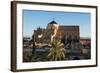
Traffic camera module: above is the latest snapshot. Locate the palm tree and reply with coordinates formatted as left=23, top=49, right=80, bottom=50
left=47, top=39, right=65, bottom=61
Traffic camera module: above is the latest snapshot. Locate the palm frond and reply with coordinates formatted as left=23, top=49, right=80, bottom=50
left=47, top=39, right=65, bottom=61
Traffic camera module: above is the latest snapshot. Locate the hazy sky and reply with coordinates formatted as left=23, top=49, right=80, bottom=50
left=23, top=10, right=91, bottom=38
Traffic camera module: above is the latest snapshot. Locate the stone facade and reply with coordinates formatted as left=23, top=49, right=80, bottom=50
left=34, top=28, right=54, bottom=45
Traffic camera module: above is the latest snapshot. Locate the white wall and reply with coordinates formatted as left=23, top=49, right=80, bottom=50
left=0, top=0, right=99, bottom=73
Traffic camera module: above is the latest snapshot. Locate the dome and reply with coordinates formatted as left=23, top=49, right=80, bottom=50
left=47, top=20, right=59, bottom=29
left=48, top=20, right=58, bottom=25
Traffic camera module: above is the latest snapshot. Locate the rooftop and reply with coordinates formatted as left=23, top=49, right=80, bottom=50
left=48, top=20, right=58, bottom=25
left=58, top=26, right=79, bottom=31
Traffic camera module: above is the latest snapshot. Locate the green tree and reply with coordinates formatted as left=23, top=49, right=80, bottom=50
left=47, top=39, right=65, bottom=61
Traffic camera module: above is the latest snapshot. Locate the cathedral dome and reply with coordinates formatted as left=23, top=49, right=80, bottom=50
left=48, top=20, right=58, bottom=25
left=47, top=20, right=59, bottom=30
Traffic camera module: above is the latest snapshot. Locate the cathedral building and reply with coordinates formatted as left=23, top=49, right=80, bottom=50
left=33, top=20, right=82, bottom=60
left=32, top=20, right=91, bottom=60
left=34, top=20, right=80, bottom=48
left=47, top=20, right=80, bottom=45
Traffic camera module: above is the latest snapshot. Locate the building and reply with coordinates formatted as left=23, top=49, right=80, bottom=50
left=34, top=27, right=54, bottom=47
left=34, top=20, right=80, bottom=47
left=80, top=38, right=91, bottom=59
left=80, top=38, right=91, bottom=47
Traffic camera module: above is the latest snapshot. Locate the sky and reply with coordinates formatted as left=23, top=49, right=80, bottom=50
left=23, top=10, right=91, bottom=38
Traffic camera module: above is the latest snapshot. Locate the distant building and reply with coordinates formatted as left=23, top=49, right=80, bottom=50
left=23, top=37, right=31, bottom=48
left=80, top=38, right=91, bottom=59
left=80, top=38, right=91, bottom=47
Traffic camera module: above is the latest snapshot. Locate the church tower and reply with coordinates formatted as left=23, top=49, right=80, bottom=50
left=47, top=20, right=59, bottom=29
left=47, top=20, right=59, bottom=41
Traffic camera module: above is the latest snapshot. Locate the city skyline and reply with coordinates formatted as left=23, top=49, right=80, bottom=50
left=23, top=10, right=91, bottom=38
